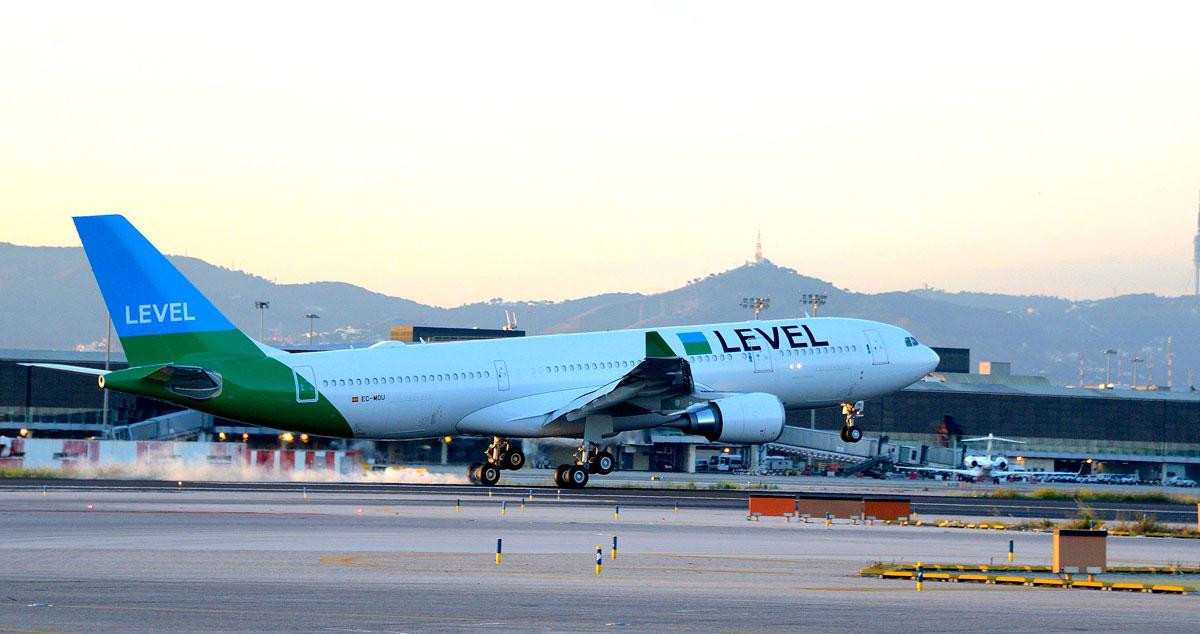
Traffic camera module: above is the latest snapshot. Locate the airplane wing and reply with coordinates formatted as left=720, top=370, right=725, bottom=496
left=546, top=355, right=695, bottom=423
left=896, top=465, right=978, bottom=477
left=457, top=331, right=714, bottom=436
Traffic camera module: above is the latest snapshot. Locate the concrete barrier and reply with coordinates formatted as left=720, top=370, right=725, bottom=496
left=0, top=438, right=362, bottom=475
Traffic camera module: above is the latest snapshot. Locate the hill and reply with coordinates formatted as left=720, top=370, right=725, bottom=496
left=2, top=242, right=1195, bottom=387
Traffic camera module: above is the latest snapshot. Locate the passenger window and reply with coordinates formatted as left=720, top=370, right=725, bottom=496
left=484, top=371, right=490, bottom=378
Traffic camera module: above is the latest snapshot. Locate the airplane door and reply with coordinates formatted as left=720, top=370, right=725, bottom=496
left=752, top=348, right=773, bottom=373
left=494, top=360, right=510, bottom=391
left=293, top=366, right=319, bottom=403
left=863, top=330, right=889, bottom=365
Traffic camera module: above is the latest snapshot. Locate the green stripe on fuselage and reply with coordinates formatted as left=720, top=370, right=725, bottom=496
left=112, top=331, right=353, bottom=438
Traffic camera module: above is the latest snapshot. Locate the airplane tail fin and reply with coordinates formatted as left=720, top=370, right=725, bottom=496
left=73, top=215, right=265, bottom=367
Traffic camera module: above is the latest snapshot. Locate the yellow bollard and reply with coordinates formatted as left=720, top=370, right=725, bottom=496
left=1008, top=539, right=1014, bottom=563
left=303, top=486, right=309, bottom=500
left=612, top=535, right=618, bottom=560
left=596, top=546, right=603, bottom=575
left=455, top=498, right=461, bottom=512
left=614, top=505, right=620, bottom=521
left=501, top=501, right=507, bottom=517
left=496, top=538, right=502, bottom=565
left=674, top=499, right=679, bottom=513
left=916, top=561, right=924, bottom=592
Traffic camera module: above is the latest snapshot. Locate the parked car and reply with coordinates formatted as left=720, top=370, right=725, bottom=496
left=1165, top=476, right=1197, bottom=488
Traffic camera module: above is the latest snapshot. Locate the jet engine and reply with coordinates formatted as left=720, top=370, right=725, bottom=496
left=994, top=459, right=1008, bottom=471
left=680, top=393, right=785, bottom=444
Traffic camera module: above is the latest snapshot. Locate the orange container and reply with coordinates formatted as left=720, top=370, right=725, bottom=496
left=748, top=495, right=796, bottom=516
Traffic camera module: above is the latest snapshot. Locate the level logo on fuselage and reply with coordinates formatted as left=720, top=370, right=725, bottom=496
left=699, top=324, right=831, bottom=354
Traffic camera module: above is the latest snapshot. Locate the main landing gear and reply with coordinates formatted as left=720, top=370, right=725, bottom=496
left=839, top=401, right=864, bottom=443
left=467, top=436, right=525, bottom=487
left=553, top=443, right=615, bottom=489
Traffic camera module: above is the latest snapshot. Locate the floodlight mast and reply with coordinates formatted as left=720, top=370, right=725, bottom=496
left=254, top=301, right=270, bottom=342
left=305, top=313, right=320, bottom=345
left=800, top=292, right=827, bottom=316
left=740, top=297, right=770, bottom=320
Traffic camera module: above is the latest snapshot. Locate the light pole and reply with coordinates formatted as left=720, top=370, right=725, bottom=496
left=305, top=313, right=320, bottom=345
left=800, top=293, right=827, bottom=316
left=254, top=301, right=270, bottom=342
left=102, top=316, right=111, bottom=432
left=1131, top=356, right=1144, bottom=389
left=1102, top=349, right=1116, bottom=387
left=740, top=297, right=770, bottom=320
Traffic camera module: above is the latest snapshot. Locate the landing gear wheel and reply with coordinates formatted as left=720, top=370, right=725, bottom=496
left=468, top=462, right=483, bottom=484
left=553, top=465, right=569, bottom=488
left=842, top=426, right=862, bottom=443
left=500, top=448, right=525, bottom=471
left=589, top=451, right=615, bottom=475
left=566, top=465, right=589, bottom=488
left=478, top=462, right=501, bottom=486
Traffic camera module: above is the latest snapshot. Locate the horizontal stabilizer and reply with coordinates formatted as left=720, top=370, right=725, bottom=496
left=18, top=363, right=107, bottom=377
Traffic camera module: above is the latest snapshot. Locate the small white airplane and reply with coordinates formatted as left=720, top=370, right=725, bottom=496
left=27, top=215, right=940, bottom=488
left=898, top=433, right=1028, bottom=480
left=899, top=433, right=1083, bottom=482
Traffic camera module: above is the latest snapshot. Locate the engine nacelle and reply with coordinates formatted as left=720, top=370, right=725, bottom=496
left=681, top=393, right=785, bottom=444
left=995, top=459, right=1008, bottom=471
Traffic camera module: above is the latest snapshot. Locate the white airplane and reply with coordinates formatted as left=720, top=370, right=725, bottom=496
left=899, top=433, right=1031, bottom=480
left=28, top=215, right=940, bottom=488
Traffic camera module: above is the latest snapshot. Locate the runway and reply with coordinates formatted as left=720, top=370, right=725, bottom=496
left=2, top=475, right=1196, bottom=523
left=1, top=487, right=1199, bottom=632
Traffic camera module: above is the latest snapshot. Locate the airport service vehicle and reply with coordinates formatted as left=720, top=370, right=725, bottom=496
left=30, top=215, right=938, bottom=488
left=1165, top=476, right=1196, bottom=488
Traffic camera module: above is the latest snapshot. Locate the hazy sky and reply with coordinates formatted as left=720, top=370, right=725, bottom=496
left=2, top=1, right=1199, bottom=306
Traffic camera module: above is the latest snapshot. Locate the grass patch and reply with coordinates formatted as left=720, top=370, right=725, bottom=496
left=0, top=466, right=63, bottom=479
left=710, top=480, right=740, bottom=490
left=985, top=487, right=1198, bottom=505
left=1062, top=500, right=1102, bottom=530
left=1014, top=518, right=1056, bottom=530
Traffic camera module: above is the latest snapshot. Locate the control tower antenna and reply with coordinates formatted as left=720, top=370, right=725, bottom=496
left=754, top=228, right=763, bottom=264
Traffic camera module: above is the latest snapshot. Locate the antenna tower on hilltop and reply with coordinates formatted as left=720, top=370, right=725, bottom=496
left=1194, top=185, right=1200, bottom=295
left=754, top=229, right=763, bottom=264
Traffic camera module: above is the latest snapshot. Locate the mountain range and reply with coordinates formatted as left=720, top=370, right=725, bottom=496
left=3, top=241, right=1196, bottom=388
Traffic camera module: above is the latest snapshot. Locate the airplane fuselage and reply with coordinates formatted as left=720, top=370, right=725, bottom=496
left=278, top=317, right=936, bottom=440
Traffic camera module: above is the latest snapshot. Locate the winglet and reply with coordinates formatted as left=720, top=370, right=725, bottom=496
left=645, top=331, right=677, bottom=358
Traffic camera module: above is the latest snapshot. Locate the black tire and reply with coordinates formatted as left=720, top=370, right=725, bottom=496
left=566, top=465, right=589, bottom=488
left=502, top=448, right=525, bottom=471
left=553, top=465, right=569, bottom=487
left=478, top=463, right=501, bottom=486
left=847, top=426, right=863, bottom=443
left=467, top=462, right=482, bottom=484
left=590, top=451, right=615, bottom=475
